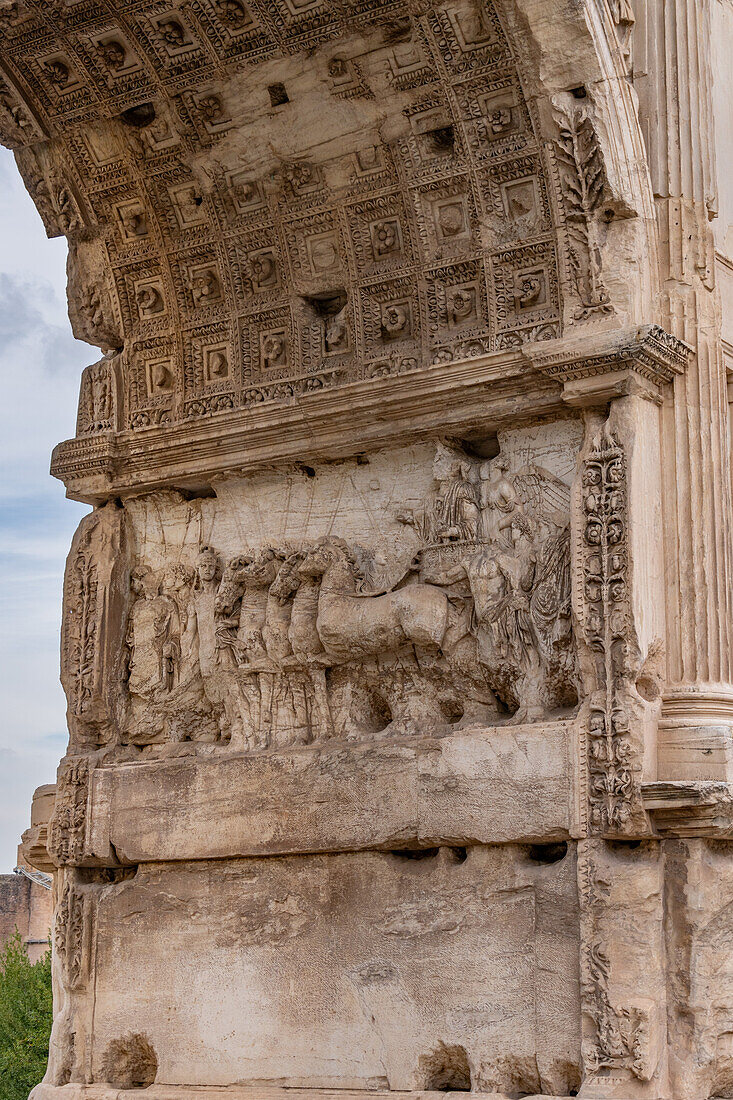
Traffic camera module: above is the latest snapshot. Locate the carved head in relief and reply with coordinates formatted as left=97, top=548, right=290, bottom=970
left=432, top=440, right=466, bottom=485
left=196, top=545, right=221, bottom=588
left=298, top=537, right=354, bottom=579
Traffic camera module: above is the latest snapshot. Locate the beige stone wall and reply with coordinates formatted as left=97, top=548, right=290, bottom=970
left=0, top=856, right=52, bottom=965
left=0, top=873, right=30, bottom=950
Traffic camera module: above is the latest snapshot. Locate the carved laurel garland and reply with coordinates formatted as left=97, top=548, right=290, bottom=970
left=581, top=423, right=634, bottom=832
left=553, top=98, right=614, bottom=320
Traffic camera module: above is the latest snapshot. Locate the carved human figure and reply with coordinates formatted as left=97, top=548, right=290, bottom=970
left=419, top=539, right=543, bottom=719
left=479, top=456, right=530, bottom=544
left=56, top=187, right=81, bottom=233
left=397, top=443, right=480, bottom=543
left=190, top=545, right=221, bottom=678
left=431, top=444, right=480, bottom=542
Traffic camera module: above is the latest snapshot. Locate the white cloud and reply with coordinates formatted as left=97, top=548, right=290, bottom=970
left=0, top=147, right=92, bottom=870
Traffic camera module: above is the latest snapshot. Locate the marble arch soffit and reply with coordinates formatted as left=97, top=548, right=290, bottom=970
left=0, top=0, right=689, bottom=497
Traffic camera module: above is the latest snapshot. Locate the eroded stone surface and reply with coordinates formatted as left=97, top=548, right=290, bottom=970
left=52, top=847, right=582, bottom=1092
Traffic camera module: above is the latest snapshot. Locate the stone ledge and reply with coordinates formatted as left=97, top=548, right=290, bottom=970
left=31, top=1089, right=578, bottom=1100
left=79, top=723, right=580, bottom=867
left=525, top=322, right=693, bottom=406
left=642, top=780, right=733, bottom=836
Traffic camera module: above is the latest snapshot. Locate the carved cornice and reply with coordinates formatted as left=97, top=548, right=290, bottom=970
left=52, top=350, right=562, bottom=500
left=51, top=325, right=692, bottom=500
left=526, top=324, right=693, bottom=405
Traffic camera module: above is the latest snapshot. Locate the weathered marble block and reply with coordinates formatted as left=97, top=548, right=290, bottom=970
left=81, top=723, right=580, bottom=864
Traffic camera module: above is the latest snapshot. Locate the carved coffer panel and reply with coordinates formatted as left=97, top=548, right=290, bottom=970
left=85, top=847, right=581, bottom=1092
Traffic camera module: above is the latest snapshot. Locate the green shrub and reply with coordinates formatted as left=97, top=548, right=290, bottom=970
left=0, top=933, right=52, bottom=1100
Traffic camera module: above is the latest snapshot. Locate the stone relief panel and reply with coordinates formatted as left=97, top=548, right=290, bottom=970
left=0, top=0, right=588, bottom=436
left=60, top=424, right=584, bottom=757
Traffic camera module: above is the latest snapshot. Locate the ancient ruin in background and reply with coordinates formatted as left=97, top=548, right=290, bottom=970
left=3, top=0, right=733, bottom=1096
left=0, top=787, right=54, bottom=964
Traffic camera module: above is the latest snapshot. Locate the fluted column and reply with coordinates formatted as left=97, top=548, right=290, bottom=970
left=634, top=0, right=733, bottom=778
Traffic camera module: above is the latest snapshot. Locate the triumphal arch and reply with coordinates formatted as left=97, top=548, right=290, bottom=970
left=4, top=0, right=733, bottom=1095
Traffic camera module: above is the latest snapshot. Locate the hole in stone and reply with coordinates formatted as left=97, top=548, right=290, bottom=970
left=369, top=691, right=392, bottom=730
left=440, top=695, right=464, bottom=724
left=77, top=866, right=137, bottom=885
left=101, top=1033, right=157, bottom=1089
left=458, top=432, right=500, bottom=461
left=300, top=465, right=316, bottom=479
left=606, top=839, right=641, bottom=852
left=527, top=842, right=568, bottom=864
left=302, top=288, right=347, bottom=317
left=120, top=102, right=156, bottom=128
left=419, top=1042, right=472, bottom=1091
left=178, top=485, right=217, bottom=500
left=447, top=846, right=468, bottom=863
left=268, top=82, right=289, bottom=106
left=391, top=848, right=440, bottom=861
left=355, top=454, right=370, bottom=465
left=636, top=674, right=659, bottom=701
left=570, top=85, right=587, bottom=99
left=427, top=125, right=454, bottom=153
left=194, top=195, right=204, bottom=206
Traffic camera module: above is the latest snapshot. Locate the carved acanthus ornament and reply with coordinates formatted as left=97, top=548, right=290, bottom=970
left=47, top=758, right=90, bottom=867
left=578, top=844, right=660, bottom=1084
left=55, top=875, right=88, bottom=990
left=581, top=423, right=640, bottom=833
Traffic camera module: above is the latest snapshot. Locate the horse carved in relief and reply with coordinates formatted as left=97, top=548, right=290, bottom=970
left=297, top=538, right=450, bottom=662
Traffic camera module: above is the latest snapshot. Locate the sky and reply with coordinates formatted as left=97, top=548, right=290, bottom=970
left=0, top=147, right=92, bottom=871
